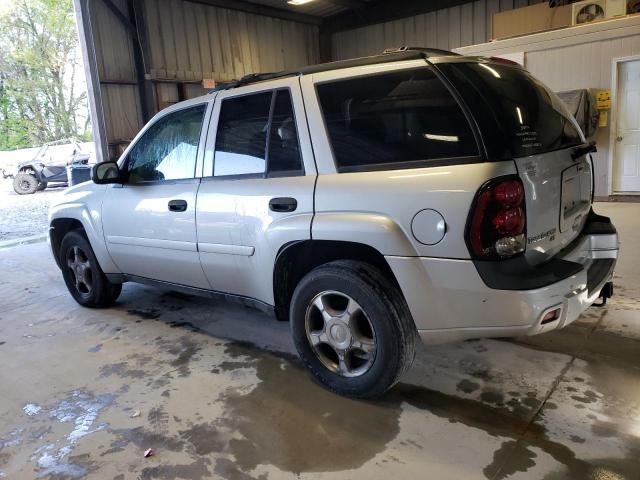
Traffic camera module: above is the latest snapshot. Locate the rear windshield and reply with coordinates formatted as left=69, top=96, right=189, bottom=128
left=436, top=62, right=583, bottom=159
left=316, top=67, right=479, bottom=172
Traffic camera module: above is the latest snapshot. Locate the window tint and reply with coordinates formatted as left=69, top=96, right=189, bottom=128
left=213, top=90, right=304, bottom=177
left=214, top=92, right=272, bottom=176
left=437, top=62, right=583, bottom=159
left=317, top=68, right=478, bottom=171
left=268, top=90, right=303, bottom=174
left=126, top=105, right=205, bottom=183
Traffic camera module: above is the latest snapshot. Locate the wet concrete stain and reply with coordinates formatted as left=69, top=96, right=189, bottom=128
left=457, top=379, right=480, bottom=394
left=570, top=390, right=599, bottom=404
left=209, top=341, right=640, bottom=480
left=480, top=390, right=505, bottom=406
left=106, top=427, right=185, bottom=453
left=99, top=362, right=146, bottom=379
left=147, top=407, right=169, bottom=431
left=150, top=335, right=201, bottom=377
left=168, top=320, right=203, bottom=333
left=127, top=308, right=161, bottom=320
left=138, top=457, right=211, bottom=480
left=87, top=344, right=102, bottom=353
left=179, top=422, right=226, bottom=455
left=219, top=343, right=402, bottom=474
left=218, top=361, right=251, bottom=371
left=214, top=458, right=268, bottom=480
left=484, top=439, right=538, bottom=479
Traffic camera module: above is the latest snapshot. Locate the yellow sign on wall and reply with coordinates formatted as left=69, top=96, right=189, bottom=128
left=596, top=90, right=611, bottom=110
left=599, top=110, right=608, bottom=127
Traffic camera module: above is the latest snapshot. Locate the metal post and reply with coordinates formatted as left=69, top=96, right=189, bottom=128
left=74, top=0, right=109, bottom=163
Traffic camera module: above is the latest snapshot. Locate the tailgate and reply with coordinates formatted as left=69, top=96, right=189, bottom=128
left=515, top=147, right=593, bottom=265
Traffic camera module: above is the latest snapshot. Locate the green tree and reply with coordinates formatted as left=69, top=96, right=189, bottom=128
left=0, top=0, right=90, bottom=150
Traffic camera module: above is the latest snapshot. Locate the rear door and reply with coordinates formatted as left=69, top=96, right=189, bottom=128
left=436, top=60, right=592, bottom=264
left=195, top=78, right=316, bottom=305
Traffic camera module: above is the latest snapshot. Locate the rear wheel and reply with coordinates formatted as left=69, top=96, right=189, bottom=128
left=13, top=173, right=38, bottom=195
left=290, top=260, right=416, bottom=399
left=59, top=231, right=121, bottom=307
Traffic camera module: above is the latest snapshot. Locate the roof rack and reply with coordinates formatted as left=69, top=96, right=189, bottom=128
left=208, top=46, right=458, bottom=93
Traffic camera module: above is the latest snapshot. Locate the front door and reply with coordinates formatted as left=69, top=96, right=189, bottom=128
left=614, top=59, right=640, bottom=193
left=102, top=102, right=211, bottom=288
left=196, top=79, right=316, bottom=305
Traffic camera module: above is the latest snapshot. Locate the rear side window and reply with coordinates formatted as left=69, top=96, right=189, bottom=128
left=214, top=92, right=272, bottom=176
left=316, top=68, right=478, bottom=172
left=213, top=89, right=303, bottom=177
left=126, top=105, right=205, bottom=183
left=437, top=62, right=583, bottom=159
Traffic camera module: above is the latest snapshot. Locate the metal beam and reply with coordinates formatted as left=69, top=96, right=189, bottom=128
left=74, top=0, right=109, bottom=163
left=98, top=0, right=152, bottom=122
left=186, top=0, right=323, bottom=25
left=101, top=0, right=136, bottom=34
left=322, top=0, right=472, bottom=33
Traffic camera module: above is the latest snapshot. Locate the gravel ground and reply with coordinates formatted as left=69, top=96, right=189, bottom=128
left=0, top=178, right=64, bottom=241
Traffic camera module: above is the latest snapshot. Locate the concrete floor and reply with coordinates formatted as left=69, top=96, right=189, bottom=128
left=0, top=203, right=638, bottom=480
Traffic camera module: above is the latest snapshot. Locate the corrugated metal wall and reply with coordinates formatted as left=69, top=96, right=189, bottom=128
left=331, top=0, right=543, bottom=60
left=90, top=0, right=144, bottom=151
left=86, top=0, right=319, bottom=158
left=456, top=16, right=640, bottom=196
left=142, top=0, right=319, bottom=82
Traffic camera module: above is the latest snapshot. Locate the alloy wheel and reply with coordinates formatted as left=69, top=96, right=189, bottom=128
left=66, top=246, right=93, bottom=295
left=304, top=290, right=377, bottom=378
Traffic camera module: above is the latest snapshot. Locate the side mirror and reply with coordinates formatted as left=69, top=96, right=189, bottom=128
left=91, top=161, right=121, bottom=184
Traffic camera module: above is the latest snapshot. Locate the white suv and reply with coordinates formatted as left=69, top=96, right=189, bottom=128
left=49, top=48, right=618, bottom=398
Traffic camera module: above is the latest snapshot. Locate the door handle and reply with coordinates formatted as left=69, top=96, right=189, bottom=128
left=168, top=199, right=188, bottom=212
left=269, top=197, right=297, bottom=213
left=616, top=136, right=624, bottom=142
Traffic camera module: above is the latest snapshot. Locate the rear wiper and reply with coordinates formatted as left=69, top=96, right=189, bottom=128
left=571, top=142, right=597, bottom=160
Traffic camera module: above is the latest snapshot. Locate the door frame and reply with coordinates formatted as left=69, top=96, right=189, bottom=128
left=609, top=54, right=640, bottom=195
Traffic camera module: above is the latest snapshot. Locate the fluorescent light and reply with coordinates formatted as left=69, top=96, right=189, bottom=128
left=479, top=63, right=501, bottom=79
left=424, top=133, right=459, bottom=142
left=288, top=0, right=315, bottom=4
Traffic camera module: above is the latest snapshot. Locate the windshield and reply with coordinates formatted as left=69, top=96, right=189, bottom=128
left=436, top=61, right=583, bottom=159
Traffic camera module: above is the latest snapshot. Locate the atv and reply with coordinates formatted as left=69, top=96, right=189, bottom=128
left=12, top=139, right=91, bottom=195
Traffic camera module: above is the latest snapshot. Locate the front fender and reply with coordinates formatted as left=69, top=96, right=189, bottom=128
left=311, top=212, right=418, bottom=256
left=49, top=186, right=119, bottom=273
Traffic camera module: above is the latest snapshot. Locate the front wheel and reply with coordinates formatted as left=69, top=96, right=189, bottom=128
left=13, top=173, right=38, bottom=195
left=290, top=260, right=416, bottom=399
left=36, top=181, right=48, bottom=191
left=59, top=231, right=122, bottom=307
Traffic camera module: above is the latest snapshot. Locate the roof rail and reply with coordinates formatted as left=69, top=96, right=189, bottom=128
left=208, top=46, right=458, bottom=94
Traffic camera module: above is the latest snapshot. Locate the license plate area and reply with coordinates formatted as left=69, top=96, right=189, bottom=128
left=560, top=160, right=591, bottom=233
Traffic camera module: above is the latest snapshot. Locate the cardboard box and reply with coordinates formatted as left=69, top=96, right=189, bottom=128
left=492, top=3, right=573, bottom=40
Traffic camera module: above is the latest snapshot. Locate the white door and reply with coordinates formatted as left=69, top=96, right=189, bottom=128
left=196, top=78, right=316, bottom=305
left=614, top=59, right=640, bottom=193
left=102, top=102, right=211, bottom=288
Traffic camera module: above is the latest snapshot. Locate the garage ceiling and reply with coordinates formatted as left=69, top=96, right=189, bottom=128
left=218, top=0, right=475, bottom=31
left=244, top=0, right=364, bottom=18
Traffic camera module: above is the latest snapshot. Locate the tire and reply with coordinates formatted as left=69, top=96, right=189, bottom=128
left=36, top=181, right=48, bottom=191
left=59, top=230, right=122, bottom=308
left=13, top=173, right=38, bottom=195
left=290, top=260, right=416, bottom=399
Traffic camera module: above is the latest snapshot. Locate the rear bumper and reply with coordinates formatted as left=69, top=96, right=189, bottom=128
left=387, top=228, right=618, bottom=345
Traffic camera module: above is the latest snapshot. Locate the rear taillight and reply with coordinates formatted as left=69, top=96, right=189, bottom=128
left=466, top=177, right=526, bottom=259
